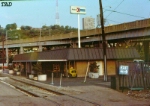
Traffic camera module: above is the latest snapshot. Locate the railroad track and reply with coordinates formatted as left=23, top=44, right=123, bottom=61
left=0, top=75, right=101, bottom=106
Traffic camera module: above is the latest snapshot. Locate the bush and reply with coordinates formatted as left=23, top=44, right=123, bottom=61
left=89, top=62, right=99, bottom=73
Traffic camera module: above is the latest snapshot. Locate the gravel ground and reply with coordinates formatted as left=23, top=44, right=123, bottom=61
left=123, top=89, right=150, bottom=100
left=1, top=73, right=150, bottom=106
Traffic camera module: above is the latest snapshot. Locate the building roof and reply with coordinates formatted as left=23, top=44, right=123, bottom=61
left=13, top=48, right=140, bottom=62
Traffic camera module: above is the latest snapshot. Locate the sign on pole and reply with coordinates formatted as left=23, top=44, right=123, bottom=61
left=119, top=65, right=129, bottom=75
left=70, top=6, right=86, bottom=14
left=70, top=6, right=86, bottom=48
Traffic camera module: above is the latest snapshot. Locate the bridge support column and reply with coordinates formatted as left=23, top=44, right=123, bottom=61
left=143, top=41, right=149, bottom=62
left=73, top=42, right=78, bottom=48
left=19, top=46, right=24, bottom=54
left=39, top=45, right=42, bottom=52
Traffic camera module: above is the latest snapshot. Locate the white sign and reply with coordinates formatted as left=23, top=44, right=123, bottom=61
left=119, top=65, right=129, bottom=75
left=70, top=6, right=86, bottom=14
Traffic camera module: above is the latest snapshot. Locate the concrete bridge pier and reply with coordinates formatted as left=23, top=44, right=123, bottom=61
left=39, top=45, right=42, bottom=52
left=19, top=46, right=24, bottom=54
left=143, top=41, right=149, bottom=62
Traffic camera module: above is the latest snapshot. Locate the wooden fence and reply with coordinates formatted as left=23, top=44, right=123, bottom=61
left=114, top=61, right=150, bottom=90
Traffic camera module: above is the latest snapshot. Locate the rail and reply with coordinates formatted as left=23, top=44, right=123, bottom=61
left=0, top=74, right=102, bottom=105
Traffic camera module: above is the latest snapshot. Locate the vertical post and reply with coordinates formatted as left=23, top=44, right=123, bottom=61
left=51, top=72, right=54, bottom=85
left=99, top=0, right=107, bottom=81
left=20, top=46, right=23, bottom=54
left=122, top=75, right=125, bottom=92
left=141, top=62, right=146, bottom=89
left=84, top=62, right=90, bottom=82
left=2, top=35, right=4, bottom=72
left=78, top=14, right=81, bottom=48
left=39, top=28, right=42, bottom=52
left=6, top=31, right=9, bottom=67
left=26, top=62, right=27, bottom=77
left=115, top=61, right=120, bottom=90
left=66, top=61, right=68, bottom=77
left=143, top=41, right=149, bottom=62
left=59, top=73, right=62, bottom=87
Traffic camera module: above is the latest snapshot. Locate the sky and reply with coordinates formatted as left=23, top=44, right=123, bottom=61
left=0, top=0, right=150, bottom=29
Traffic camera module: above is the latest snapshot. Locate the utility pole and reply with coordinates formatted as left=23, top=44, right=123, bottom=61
left=99, top=0, right=107, bottom=81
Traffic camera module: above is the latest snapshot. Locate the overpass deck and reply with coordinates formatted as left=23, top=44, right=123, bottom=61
left=0, top=18, right=150, bottom=48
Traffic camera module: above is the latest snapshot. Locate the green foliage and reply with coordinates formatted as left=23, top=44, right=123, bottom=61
left=4, top=23, right=77, bottom=39
left=6, top=23, right=17, bottom=30
left=0, top=28, right=5, bottom=36
left=32, top=62, right=42, bottom=74
left=21, top=26, right=32, bottom=30
left=89, top=62, right=99, bottom=73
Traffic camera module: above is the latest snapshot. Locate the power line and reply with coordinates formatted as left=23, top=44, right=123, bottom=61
left=105, top=9, right=146, bottom=19
left=104, top=0, right=124, bottom=25
left=106, top=19, right=121, bottom=24
left=105, top=0, right=124, bottom=18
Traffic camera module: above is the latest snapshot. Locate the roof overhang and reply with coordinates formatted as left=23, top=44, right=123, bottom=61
left=37, top=59, right=67, bottom=62
left=13, top=59, right=67, bottom=62
left=13, top=48, right=140, bottom=62
left=13, top=60, right=37, bottom=62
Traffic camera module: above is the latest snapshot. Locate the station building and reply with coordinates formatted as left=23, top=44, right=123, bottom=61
left=13, top=48, right=140, bottom=78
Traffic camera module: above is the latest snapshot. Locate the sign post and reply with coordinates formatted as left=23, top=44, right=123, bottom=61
left=119, top=65, right=129, bottom=92
left=70, top=6, right=86, bottom=48
left=119, top=65, right=129, bottom=75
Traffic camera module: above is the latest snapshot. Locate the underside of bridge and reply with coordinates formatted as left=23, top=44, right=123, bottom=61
left=1, top=39, right=150, bottom=64
left=107, top=39, right=150, bottom=62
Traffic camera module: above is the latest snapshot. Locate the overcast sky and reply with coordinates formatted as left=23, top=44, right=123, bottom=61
left=0, top=0, right=150, bottom=29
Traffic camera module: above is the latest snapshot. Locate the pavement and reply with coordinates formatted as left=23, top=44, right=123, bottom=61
left=41, top=76, right=111, bottom=88
left=1, top=70, right=112, bottom=88
left=0, top=73, right=150, bottom=106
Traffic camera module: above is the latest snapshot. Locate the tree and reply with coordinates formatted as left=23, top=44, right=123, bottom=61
left=42, top=25, right=48, bottom=30
left=21, top=26, right=32, bottom=30
left=32, top=62, right=43, bottom=74
left=26, top=26, right=32, bottom=30
left=6, top=24, right=11, bottom=30
left=6, top=23, right=17, bottom=30
left=11, top=23, right=17, bottom=29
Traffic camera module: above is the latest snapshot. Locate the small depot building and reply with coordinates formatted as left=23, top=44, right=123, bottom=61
left=13, top=48, right=140, bottom=77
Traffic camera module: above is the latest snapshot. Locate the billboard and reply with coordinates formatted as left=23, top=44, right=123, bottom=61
left=70, top=6, right=86, bottom=14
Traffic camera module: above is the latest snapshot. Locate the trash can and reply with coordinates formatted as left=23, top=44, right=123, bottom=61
left=111, top=76, right=116, bottom=89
